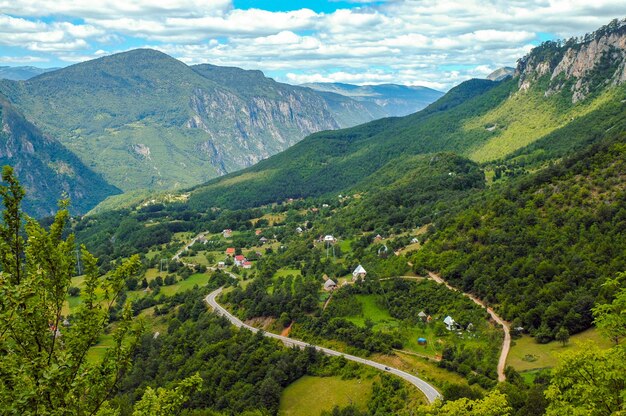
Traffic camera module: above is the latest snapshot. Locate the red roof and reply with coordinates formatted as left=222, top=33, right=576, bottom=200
left=226, top=248, right=235, bottom=254
left=243, top=261, right=252, bottom=266
left=235, top=255, right=246, bottom=261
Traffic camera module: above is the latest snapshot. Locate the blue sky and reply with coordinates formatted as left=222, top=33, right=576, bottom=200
left=1, top=1, right=625, bottom=90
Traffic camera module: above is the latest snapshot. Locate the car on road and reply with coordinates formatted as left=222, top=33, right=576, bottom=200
left=384, top=367, right=390, bottom=370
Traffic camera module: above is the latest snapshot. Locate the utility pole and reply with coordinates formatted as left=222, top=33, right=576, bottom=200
left=75, top=249, right=82, bottom=275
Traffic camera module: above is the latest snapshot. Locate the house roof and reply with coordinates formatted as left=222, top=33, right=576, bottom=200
left=324, top=279, right=337, bottom=288
left=324, top=235, right=335, bottom=241
left=235, top=255, right=245, bottom=261
left=443, top=316, right=455, bottom=326
left=352, top=265, right=367, bottom=276
left=226, top=248, right=235, bottom=253
left=418, top=311, right=427, bottom=317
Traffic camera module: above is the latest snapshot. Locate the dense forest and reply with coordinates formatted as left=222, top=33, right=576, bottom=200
left=414, top=136, right=626, bottom=340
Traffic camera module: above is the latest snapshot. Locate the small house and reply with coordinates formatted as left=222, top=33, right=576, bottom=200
left=324, top=279, right=337, bottom=291
left=259, top=237, right=268, bottom=244
left=217, top=261, right=226, bottom=268
left=418, top=311, right=427, bottom=321
left=296, top=227, right=303, bottom=233
left=222, top=229, right=232, bottom=238
left=443, top=315, right=456, bottom=331
left=242, top=261, right=253, bottom=269
left=374, top=234, right=383, bottom=242
left=411, top=238, right=419, bottom=244
left=234, top=255, right=246, bottom=266
left=225, top=247, right=235, bottom=256
left=352, top=264, right=367, bottom=280
left=255, top=229, right=262, bottom=236
left=324, top=235, right=336, bottom=243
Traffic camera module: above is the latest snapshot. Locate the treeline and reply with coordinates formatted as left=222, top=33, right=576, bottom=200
left=414, top=137, right=626, bottom=341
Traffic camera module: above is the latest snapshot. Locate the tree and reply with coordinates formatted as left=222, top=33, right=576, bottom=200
left=555, top=327, right=570, bottom=346
left=0, top=166, right=144, bottom=415
left=545, top=342, right=625, bottom=415
left=131, top=374, right=202, bottom=416
left=593, top=282, right=626, bottom=345
left=418, top=390, right=511, bottom=416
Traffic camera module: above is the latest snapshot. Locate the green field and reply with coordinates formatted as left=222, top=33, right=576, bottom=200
left=507, top=328, right=613, bottom=372
left=158, top=272, right=212, bottom=296
left=273, top=268, right=302, bottom=278
left=279, top=375, right=373, bottom=416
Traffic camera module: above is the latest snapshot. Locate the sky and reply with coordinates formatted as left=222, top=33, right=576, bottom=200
left=1, top=1, right=625, bottom=91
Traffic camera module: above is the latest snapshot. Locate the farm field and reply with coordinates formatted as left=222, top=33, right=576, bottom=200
left=278, top=375, right=373, bottom=416
left=507, top=328, right=613, bottom=372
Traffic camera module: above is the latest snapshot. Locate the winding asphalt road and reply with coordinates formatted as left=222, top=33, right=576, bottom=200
left=205, top=287, right=442, bottom=404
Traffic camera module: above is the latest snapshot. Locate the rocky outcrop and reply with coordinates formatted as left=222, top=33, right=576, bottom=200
left=516, top=19, right=626, bottom=102
left=187, top=86, right=340, bottom=170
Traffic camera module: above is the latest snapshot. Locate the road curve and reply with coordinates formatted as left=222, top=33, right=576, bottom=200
left=205, top=287, right=442, bottom=404
left=427, top=272, right=510, bottom=382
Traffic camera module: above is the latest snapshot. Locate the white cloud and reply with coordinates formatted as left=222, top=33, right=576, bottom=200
left=1, top=1, right=625, bottom=89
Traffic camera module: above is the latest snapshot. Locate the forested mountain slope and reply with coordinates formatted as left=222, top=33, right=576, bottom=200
left=413, top=134, right=626, bottom=341
left=0, top=49, right=383, bottom=193
left=0, top=95, right=119, bottom=216
left=186, top=19, right=626, bottom=211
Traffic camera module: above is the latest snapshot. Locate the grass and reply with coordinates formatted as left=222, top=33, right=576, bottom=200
left=345, top=295, right=393, bottom=327
left=273, top=268, right=302, bottom=278
left=467, top=87, right=616, bottom=162
left=159, top=272, right=212, bottom=296
left=507, top=328, right=613, bottom=372
left=278, top=375, right=373, bottom=416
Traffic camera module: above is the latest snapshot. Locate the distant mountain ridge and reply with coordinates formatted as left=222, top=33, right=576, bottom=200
left=0, top=66, right=59, bottom=81
left=0, top=49, right=399, bottom=197
left=301, top=82, right=444, bottom=117
left=486, top=67, right=515, bottom=81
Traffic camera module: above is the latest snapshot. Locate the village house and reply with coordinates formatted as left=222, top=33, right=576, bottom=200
left=255, top=229, right=262, bottom=236
left=222, top=229, right=232, bottom=238
left=234, top=255, right=246, bottom=266
left=418, top=311, right=428, bottom=322
left=225, top=247, right=235, bottom=256
left=295, top=226, right=303, bottom=233
left=217, top=261, right=226, bottom=268
left=443, top=315, right=457, bottom=331
left=259, top=237, right=268, bottom=244
left=323, top=235, right=336, bottom=243
left=352, top=264, right=367, bottom=280
left=324, top=279, right=337, bottom=291
left=242, top=261, right=253, bottom=269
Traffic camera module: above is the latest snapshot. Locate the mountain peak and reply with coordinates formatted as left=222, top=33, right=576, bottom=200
left=486, top=67, right=514, bottom=81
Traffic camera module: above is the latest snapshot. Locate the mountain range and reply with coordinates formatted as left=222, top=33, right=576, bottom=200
left=0, top=50, right=441, bottom=215
left=301, top=82, right=444, bottom=117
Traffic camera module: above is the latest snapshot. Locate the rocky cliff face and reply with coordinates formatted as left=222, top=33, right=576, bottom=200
left=187, top=86, right=339, bottom=170
left=516, top=19, right=626, bottom=102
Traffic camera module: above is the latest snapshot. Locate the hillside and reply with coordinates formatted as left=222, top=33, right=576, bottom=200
left=0, top=95, right=119, bottom=217
left=0, top=49, right=385, bottom=194
left=185, top=20, right=626, bottom=211
left=302, top=82, right=444, bottom=117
